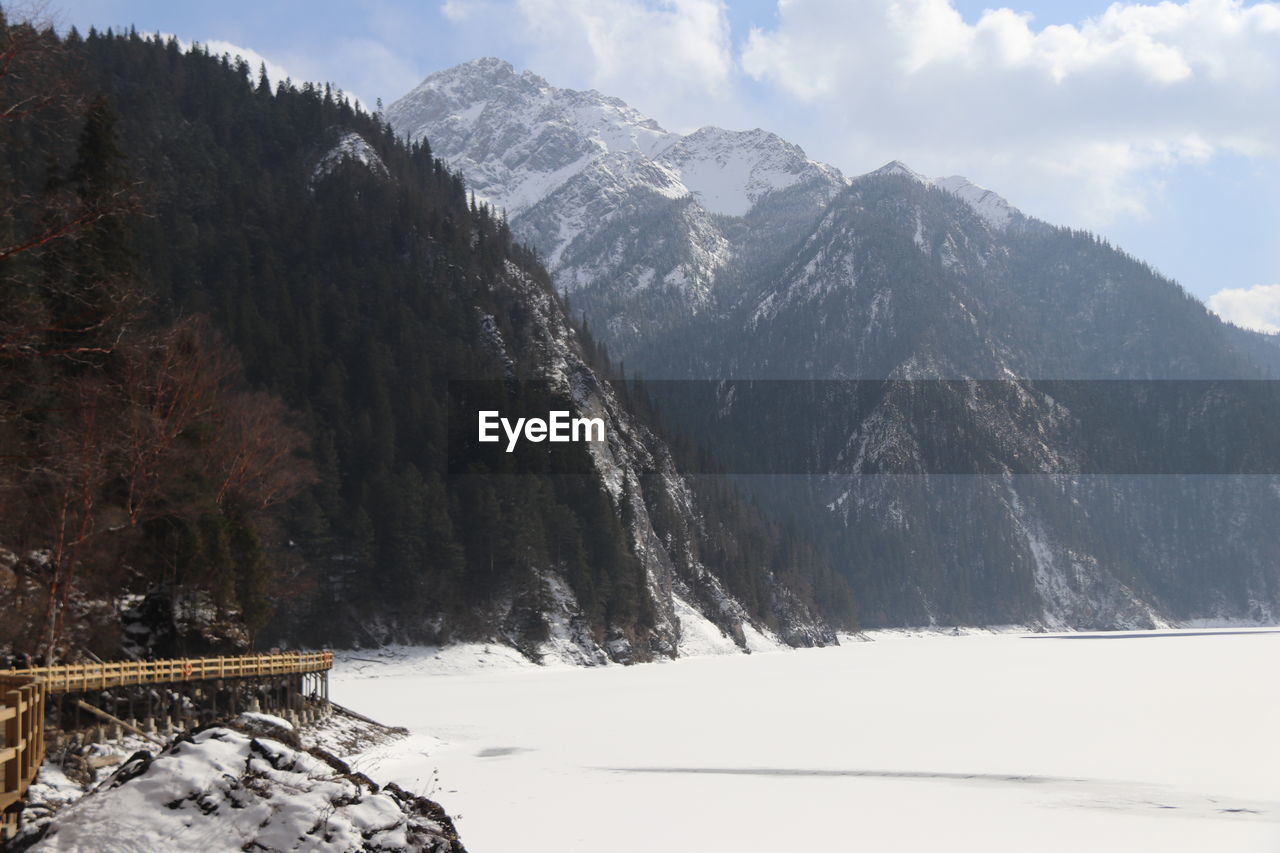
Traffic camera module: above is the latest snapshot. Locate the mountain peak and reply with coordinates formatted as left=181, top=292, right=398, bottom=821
left=935, top=175, right=1018, bottom=230
left=453, top=56, right=514, bottom=74
left=424, top=56, right=540, bottom=86
left=387, top=57, right=675, bottom=215
left=863, top=160, right=932, bottom=184
left=403, top=56, right=550, bottom=105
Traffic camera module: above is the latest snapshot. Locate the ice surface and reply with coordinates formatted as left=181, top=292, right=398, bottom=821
left=334, top=629, right=1280, bottom=852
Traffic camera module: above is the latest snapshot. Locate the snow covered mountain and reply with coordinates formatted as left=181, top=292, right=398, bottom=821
left=389, top=60, right=1022, bottom=357
left=388, top=58, right=1280, bottom=631
left=644, top=168, right=1280, bottom=629
left=388, top=58, right=844, bottom=222
left=388, top=59, right=848, bottom=351
left=387, top=58, right=673, bottom=219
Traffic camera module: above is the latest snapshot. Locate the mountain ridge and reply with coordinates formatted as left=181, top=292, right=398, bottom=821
left=387, top=58, right=1280, bottom=630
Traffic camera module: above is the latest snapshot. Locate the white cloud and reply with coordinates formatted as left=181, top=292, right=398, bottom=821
left=172, top=37, right=369, bottom=111
left=1208, top=283, right=1280, bottom=333
left=306, top=37, right=423, bottom=106
left=740, top=0, right=1280, bottom=225
left=440, top=0, right=476, bottom=21
left=191, top=39, right=294, bottom=90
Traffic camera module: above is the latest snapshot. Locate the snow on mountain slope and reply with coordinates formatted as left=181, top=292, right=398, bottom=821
left=387, top=60, right=1025, bottom=361
left=389, top=60, right=844, bottom=260
left=469, top=259, right=838, bottom=661
left=863, top=159, right=933, bottom=184
left=312, top=131, right=388, bottom=185
left=641, top=161, right=1280, bottom=628
left=936, top=175, right=1018, bottom=230
left=854, top=162, right=1020, bottom=231
left=387, top=58, right=676, bottom=218
left=387, top=59, right=855, bottom=357
left=388, top=59, right=846, bottom=224
left=654, top=126, right=845, bottom=217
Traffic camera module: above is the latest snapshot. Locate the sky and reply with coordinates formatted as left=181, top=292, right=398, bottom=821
left=47, top=0, right=1280, bottom=332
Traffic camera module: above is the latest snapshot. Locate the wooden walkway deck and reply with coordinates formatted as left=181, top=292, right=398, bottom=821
left=0, top=651, right=333, bottom=839
left=0, top=676, right=45, bottom=836
left=5, top=650, right=333, bottom=695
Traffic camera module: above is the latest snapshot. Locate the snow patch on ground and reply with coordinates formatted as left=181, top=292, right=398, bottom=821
left=335, top=643, right=552, bottom=680
left=25, top=723, right=463, bottom=852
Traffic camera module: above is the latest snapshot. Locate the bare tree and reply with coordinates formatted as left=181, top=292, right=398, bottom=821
left=38, top=374, right=115, bottom=659
left=209, top=389, right=316, bottom=512
left=116, top=318, right=236, bottom=526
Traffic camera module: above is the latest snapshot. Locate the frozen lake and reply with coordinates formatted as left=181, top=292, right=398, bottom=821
left=333, top=630, right=1280, bottom=852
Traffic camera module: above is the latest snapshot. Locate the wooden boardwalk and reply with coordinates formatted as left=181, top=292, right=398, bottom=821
left=6, top=650, right=332, bottom=695
left=0, top=676, right=45, bottom=840
left=1, top=651, right=333, bottom=840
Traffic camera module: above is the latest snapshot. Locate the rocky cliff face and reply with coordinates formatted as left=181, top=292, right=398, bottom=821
left=463, top=258, right=840, bottom=661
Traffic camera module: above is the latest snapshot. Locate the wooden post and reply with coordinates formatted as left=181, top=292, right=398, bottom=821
left=73, top=701, right=163, bottom=746
left=3, top=688, right=20, bottom=795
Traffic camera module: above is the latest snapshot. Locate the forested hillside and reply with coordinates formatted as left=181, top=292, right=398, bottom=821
left=0, top=17, right=314, bottom=658
left=0, top=17, right=854, bottom=663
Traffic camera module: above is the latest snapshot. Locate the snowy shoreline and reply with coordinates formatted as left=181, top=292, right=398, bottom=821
left=332, top=616, right=1280, bottom=680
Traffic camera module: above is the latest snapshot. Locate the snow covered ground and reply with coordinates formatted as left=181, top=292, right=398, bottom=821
left=334, top=629, right=1280, bottom=852
left=22, top=712, right=462, bottom=852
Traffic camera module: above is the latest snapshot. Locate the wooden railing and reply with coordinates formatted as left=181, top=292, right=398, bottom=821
left=5, top=650, right=333, bottom=696
left=0, top=650, right=332, bottom=838
left=1, top=676, right=45, bottom=839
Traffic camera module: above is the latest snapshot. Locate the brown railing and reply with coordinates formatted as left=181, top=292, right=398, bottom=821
left=0, top=651, right=332, bottom=839
left=1, top=675, right=45, bottom=839
left=6, top=650, right=333, bottom=695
